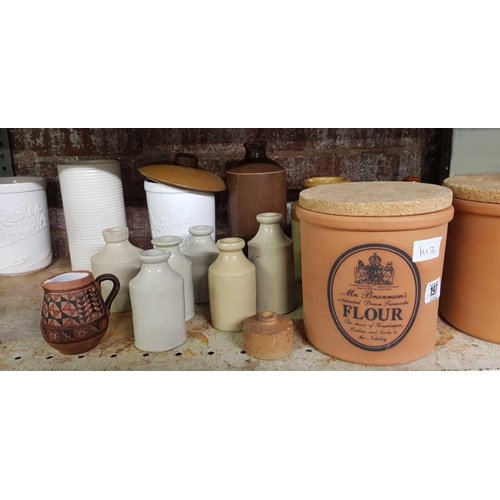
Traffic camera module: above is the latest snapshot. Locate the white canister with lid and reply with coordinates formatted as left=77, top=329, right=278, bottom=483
left=144, top=180, right=216, bottom=251
left=0, top=177, right=52, bottom=275
left=140, top=154, right=226, bottom=251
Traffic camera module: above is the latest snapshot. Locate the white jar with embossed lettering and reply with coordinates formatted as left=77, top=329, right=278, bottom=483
left=144, top=180, right=216, bottom=252
left=0, top=177, right=52, bottom=276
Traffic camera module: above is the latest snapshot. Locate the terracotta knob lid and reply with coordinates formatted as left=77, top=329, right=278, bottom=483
left=299, top=181, right=453, bottom=217
left=443, top=173, right=500, bottom=203
left=243, top=311, right=294, bottom=360
left=103, top=226, right=129, bottom=243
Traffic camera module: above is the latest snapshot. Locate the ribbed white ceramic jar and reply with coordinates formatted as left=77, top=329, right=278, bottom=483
left=0, top=177, right=52, bottom=275
left=144, top=180, right=215, bottom=251
left=58, top=160, right=126, bottom=271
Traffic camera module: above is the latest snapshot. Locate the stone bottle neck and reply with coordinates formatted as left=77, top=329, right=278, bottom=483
left=244, top=142, right=267, bottom=160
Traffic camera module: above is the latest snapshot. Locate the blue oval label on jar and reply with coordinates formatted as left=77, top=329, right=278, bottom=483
left=327, top=243, right=421, bottom=352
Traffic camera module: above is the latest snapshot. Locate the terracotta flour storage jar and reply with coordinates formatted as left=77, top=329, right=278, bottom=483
left=296, top=181, right=454, bottom=366
left=226, top=142, right=287, bottom=243
left=440, top=174, right=500, bottom=343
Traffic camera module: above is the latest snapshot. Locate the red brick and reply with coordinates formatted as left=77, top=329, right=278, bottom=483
left=48, top=207, right=66, bottom=231
left=309, top=128, right=422, bottom=150
left=128, top=230, right=153, bottom=251
left=278, top=156, right=320, bottom=190
left=398, top=152, right=423, bottom=180
left=336, top=153, right=399, bottom=181
left=9, top=128, right=142, bottom=157
left=125, top=205, right=149, bottom=231
left=50, top=232, right=70, bottom=259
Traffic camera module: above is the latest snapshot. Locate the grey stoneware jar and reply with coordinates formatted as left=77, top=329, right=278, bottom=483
left=183, top=225, right=219, bottom=304
left=129, top=249, right=186, bottom=353
left=90, top=226, right=142, bottom=313
left=152, top=235, right=195, bottom=321
left=247, top=213, right=295, bottom=314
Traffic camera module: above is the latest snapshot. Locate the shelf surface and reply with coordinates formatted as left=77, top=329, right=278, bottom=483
left=1, top=258, right=499, bottom=371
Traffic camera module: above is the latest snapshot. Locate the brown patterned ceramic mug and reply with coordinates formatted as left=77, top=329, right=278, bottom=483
left=40, top=271, right=120, bottom=355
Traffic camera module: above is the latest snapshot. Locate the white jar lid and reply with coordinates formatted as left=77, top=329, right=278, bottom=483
left=0, top=176, right=47, bottom=194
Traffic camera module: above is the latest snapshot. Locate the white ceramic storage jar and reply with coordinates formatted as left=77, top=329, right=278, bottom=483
left=0, top=177, right=52, bottom=275
left=144, top=180, right=216, bottom=251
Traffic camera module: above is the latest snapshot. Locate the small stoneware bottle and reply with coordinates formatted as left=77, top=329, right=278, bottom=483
left=248, top=213, right=295, bottom=314
left=183, top=225, right=219, bottom=304
left=129, top=249, right=186, bottom=352
left=208, top=237, right=256, bottom=331
left=90, top=226, right=142, bottom=313
left=152, top=235, right=195, bottom=321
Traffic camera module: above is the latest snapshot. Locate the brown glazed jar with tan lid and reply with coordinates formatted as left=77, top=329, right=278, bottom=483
left=440, top=174, right=500, bottom=343
left=227, top=142, right=287, bottom=242
left=296, top=181, right=454, bottom=366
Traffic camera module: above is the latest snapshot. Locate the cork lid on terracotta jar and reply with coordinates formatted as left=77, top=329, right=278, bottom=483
left=299, top=181, right=453, bottom=216
left=443, top=173, right=500, bottom=203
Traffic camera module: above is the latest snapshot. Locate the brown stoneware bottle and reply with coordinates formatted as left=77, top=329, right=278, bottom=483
left=226, top=142, right=287, bottom=243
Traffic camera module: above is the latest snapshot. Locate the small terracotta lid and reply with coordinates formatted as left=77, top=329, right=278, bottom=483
left=299, top=181, right=453, bottom=217
left=139, top=154, right=226, bottom=193
left=243, top=311, right=294, bottom=360
left=303, top=176, right=351, bottom=188
left=443, top=173, right=500, bottom=204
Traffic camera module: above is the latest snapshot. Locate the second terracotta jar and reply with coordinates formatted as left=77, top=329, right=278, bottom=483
left=226, top=142, right=287, bottom=243
left=208, top=238, right=256, bottom=331
left=248, top=212, right=295, bottom=314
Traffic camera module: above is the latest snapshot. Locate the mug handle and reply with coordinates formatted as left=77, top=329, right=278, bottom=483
left=95, top=274, right=121, bottom=312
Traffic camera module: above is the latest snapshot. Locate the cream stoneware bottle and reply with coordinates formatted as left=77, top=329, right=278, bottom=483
left=208, top=237, right=256, bottom=332
left=183, top=225, right=219, bottom=304
left=129, top=249, right=186, bottom=352
left=90, top=226, right=142, bottom=313
left=152, top=235, right=195, bottom=321
left=248, top=212, right=295, bottom=314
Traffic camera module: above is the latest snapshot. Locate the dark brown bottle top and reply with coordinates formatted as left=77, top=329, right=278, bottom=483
left=227, top=141, right=285, bottom=174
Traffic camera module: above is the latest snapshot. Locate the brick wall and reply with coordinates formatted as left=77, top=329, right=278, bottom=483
left=8, top=128, right=444, bottom=257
